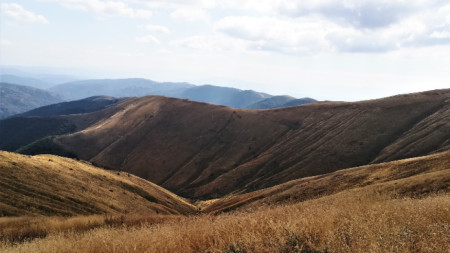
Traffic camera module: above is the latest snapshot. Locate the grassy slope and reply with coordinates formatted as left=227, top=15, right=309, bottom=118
left=202, top=150, right=450, bottom=213
left=52, top=89, right=450, bottom=199
left=55, top=96, right=289, bottom=198
left=6, top=193, right=447, bottom=253
left=0, top=98, right=132, bottom=152
left=0, top=151, right=195, bottom=216
left=2, top=151, right=449, bottom=253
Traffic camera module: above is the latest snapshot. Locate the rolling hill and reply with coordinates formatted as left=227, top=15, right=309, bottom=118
left=2, top=89, right=449, bottom=199
left=0, top=151, right=195, bottom=216
left=0, top=83, right=63, bottom=119
left=202, top=150, right=450, bottom=213
left=179, top=85, right=271, bottom=108
left=16, top=96, right=123, bottom=118
left=245, top=95, right=295, bottom=109
left=280, top=97, right=318, bottom=107
left=1, top=150, right=448, bottom=252
left=0, top=97, right=130, bottom=152
left=246, top=95, right=316, bottom=109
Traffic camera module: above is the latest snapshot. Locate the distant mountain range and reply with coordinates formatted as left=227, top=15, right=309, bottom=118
left=48, top=78, right=195, bottom=101
left=0, top=74, right=55, bottom=89
left=0, top=75, right=316, bottom=119
left=0, top=68, right=78, bottom=86
left=2, top=89, right=448, bottom=199
left=0, top=83, right=63, bottom=119
left=49, top=78, right=313, bottom=109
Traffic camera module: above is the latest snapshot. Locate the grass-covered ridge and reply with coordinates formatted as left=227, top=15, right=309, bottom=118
left=0, top=151, right=196, bottom=217
left=0, top=151, right=448, bottom=252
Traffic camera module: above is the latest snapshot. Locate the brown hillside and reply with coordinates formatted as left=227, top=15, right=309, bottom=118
left=0, top=97, right=133, bottom=152
left=0, top=151, right=195, bottom=216
left=15, top=89, right=450, bottom=198
left=202, top=150, right=450, bottom=213
left=2, top=152, right=449, bottom=252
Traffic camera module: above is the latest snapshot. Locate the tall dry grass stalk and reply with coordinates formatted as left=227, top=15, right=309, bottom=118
left=0, top=214, right=181, bottom=244
left=2, top=191, right=449, bottom=253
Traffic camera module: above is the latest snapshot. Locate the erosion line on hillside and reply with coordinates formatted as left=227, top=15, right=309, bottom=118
left=370, top=102, right=447, bottom=164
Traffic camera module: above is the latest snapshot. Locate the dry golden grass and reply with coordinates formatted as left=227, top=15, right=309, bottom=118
left=1, top=151, right=449, bottom=252
left=0, top=215, right=105, bottom=243
left=0, top=214, right=182, bottom=244
left=0, top=151, right=196, bottom=216
left=203, top=150, right=450, bottom=213
left=1, top=190, right=448, bottom=253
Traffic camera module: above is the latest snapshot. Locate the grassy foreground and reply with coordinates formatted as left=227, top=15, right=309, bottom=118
left=1, top=190, right=449, bottom=253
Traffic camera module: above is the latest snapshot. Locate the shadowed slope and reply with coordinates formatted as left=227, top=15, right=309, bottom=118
left=0, top=97, right=131, bottom=152
left=230, top=89, right=450, bottom=194
left=373, top=101, right=450, bottom=162
left=0, top=151, right=196, bottom=216
left=16, top=96, right=123, bottom=118
left=55, top=97, right=289, bottom=197
left=50, top=89, right=450, bottom=198
left=202, top=150, right=450, bottom=213
left=246, top=95, right=296, bottom=109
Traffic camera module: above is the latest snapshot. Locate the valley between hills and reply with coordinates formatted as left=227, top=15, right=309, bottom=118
left=0, top=89, right=449, bottom=252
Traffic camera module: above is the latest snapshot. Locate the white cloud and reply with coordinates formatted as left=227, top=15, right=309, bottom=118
left=130, top=0, right=215, bottom=9
left=0, top=39, right=13, bottom=46
left=48, top=0, right=152, bottom=19
left=136, top=35, right=160, bottom=44
left=141, top=24, right=170, bottom=34
left=215, top=16, right=355, bottom=54
left=430, top=31, right=450, bottom=39
left=155, top=49, right=172, bottom=54
left=269, top=0, right=418, bottom=28
left=213, top=7, right=450, bottom=54
left=1, top=3, right=49, bottom=24
left=171, top=34, right=249, bottom=52
left=129, top=0, right=450, bottom=54
left=170, top=8, right=208, bottom=22
left=171, top=35, right=218, bottom=51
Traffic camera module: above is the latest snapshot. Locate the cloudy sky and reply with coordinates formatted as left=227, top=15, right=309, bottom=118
left=1, top=0, right=450, bottom=100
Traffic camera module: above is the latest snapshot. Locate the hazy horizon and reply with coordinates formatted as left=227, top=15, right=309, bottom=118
left=1, top=0, right=450, bottom=101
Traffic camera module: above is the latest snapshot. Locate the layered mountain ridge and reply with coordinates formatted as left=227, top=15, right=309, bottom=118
left=1, top=89, right=449, bottom=199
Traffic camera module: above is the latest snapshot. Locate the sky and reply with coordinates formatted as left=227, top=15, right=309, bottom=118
left=1, top=0, right=450, bottom=101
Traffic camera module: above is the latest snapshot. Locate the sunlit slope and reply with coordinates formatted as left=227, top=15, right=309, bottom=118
left=2, top=153, right=449, bottom=252
left=202, top=150, right=450, bottom=213
left=0, top=151, right=196, bottom=216
left=246, top=89, right=450, bottom=191
left=51, top=89, right=449, bottom=198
